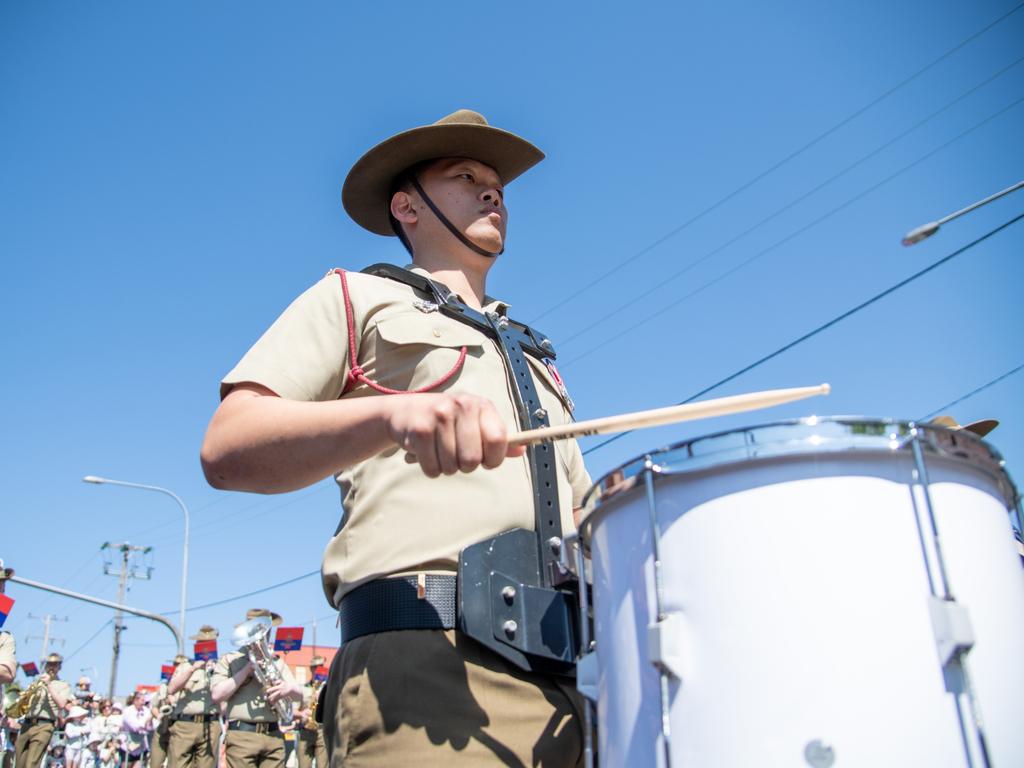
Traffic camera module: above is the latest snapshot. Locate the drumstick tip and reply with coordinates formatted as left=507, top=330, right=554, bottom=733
left=820, top=383, right=831, bottom=395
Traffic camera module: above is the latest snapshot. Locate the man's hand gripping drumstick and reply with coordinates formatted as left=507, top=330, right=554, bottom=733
left=400, top=383, right=830, bottom=470
left=204, top=383, right=828, bottom=488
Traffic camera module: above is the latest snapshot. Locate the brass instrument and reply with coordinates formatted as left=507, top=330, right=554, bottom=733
left=5, top=677, right=47, bottom=719
left=231, top=618, right=293, bottom=725
left=303, top=680, right=322, bottom=732
left=2, top=683, right=24, bottom=718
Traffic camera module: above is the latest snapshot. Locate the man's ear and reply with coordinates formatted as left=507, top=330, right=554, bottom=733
left=390, top=190, right=418, bottom=226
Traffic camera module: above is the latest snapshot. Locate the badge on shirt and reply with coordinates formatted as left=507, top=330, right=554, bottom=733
left=545, top=360, right=575, bottom=415
left=160, top=665, right=174, bottom=682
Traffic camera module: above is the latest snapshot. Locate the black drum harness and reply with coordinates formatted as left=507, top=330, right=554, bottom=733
left=335, top=263, right=580, bottom=676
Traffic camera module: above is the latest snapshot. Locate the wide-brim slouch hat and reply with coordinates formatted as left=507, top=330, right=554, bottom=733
left=342, top=109, right=544, bottom=236
left=928, top=415, right=999, bottom=437
left=245, top=608, right=283, bottom=626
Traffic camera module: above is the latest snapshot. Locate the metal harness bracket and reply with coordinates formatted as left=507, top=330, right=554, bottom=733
left=928, top=596, right=975, bottom=667
left=647, top=611, right=687, bottom=681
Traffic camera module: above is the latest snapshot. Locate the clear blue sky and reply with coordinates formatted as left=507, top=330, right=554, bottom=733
left=2, top=0, right=1022, bottom=698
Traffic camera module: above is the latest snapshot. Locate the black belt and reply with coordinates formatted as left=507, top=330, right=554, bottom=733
left=173, top=714, right=218, bottom=723
left=227, top=721, right=280, bottom=735
left=338, top=575, right=456, bottom=643
left=22, top=717, right=55, bottom=726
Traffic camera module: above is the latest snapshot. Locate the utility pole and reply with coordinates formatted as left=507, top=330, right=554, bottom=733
left=25, top=613, right=68, bottom=663
left=101, top=542, right=152, bottom=699
left=311, top=616, right=317, bottom=658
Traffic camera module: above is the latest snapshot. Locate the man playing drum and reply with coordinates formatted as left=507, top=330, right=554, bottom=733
left=201, top=109, right=590, bottom=765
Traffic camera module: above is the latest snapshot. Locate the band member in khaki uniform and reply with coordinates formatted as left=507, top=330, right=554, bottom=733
left=1, top=629, right=16, bottom=768
left=0, top=632, right=14, bottom=686
left=149, top=682, right=172, bottom=768
left=167, top=628, right=221, bottom=768
left=293, top=658, right=326, bottom=768
left=210, top=611, right=302, bottom=768
left=149, top=655, right=185, bottom=768
left=15, top=653, right=71, bottom=768
left=202, top=110, right=591, bottom=766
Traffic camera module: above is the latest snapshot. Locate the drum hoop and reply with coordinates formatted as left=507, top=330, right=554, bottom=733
left=582, top=416, right=1020, bottom=524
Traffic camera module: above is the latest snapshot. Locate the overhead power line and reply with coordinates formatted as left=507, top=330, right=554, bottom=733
left=582, top=210, right=1024, bottom=457
left=530, top=1, right=1024, bottom=323
left=556, top=59, right=1024, bottom=351
left=157, top=569, right=320, bottom=615
left=920, top=363, right=1024, bottom=421
left=561, top=93, right=1024, bottom=367
left=65, top=620, right=113, bottom=663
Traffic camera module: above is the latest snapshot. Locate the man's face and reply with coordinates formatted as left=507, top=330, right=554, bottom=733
left=414, top=158, right=507, bottom=255
left=45, top=662, right=60, bottom=677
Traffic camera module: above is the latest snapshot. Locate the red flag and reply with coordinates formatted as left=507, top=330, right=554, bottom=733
left=194, top=639, right=218, bottom=661
left=160, top=664, right=175, bottom=682
left=21, top=662, right=39, bottom=677
left=0, top=593, right=13, bottom=628
left=313, top=665, right=328, bottom=682
left=273, top=627, right=303, bottom=652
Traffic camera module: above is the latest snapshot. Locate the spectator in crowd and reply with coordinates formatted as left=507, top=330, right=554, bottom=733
left=63, top=707, right=90, bottom=768
left=121, top=693, right=152, bottom=768
left=88, top=701, right=117, bottom=747
left=97, top=737, right=119, bottom=768
left=43, top=743, right=65, bottom=768
left=74, top=680, right=94, bottom=704
left=81, top=734, right=103, bottom=768
left=2, top=716, right=17, bottom=768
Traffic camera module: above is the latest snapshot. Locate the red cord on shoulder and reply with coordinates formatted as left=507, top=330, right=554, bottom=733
left=333, top=269, right=467, bottom=396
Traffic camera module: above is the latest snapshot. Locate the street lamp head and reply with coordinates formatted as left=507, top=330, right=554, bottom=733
left=901, top=221, right=940, bottom=246
left=82, top=475, right=106, bottom=484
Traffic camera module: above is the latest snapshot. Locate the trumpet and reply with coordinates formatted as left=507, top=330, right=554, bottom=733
left=6, top=677, right=47, bottom=719
left=231, top=618, right=293, bottom=725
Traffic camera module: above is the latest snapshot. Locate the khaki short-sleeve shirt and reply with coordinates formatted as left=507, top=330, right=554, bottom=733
left=172, top=665, right=216, bottom=716
left=26, top=677, right=72, bottom=720
left=222, top=267, right=591, bottom=605
left=211, top=651, right=295, bottom=723
left=0, top=631, right=15, bottom=684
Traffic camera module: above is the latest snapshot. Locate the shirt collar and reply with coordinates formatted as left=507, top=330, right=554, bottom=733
left=405, top=264, right=510, bottom=315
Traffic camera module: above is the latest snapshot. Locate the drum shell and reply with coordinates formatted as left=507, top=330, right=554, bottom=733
left=586, top=444, right=1024, bottom=768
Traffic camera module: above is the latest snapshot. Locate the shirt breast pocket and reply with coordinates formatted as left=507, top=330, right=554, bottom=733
left=371, top=313, right=486, bottom=392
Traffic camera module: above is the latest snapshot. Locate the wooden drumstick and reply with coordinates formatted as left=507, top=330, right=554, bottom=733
left=508, top=383, right=831, bottom=447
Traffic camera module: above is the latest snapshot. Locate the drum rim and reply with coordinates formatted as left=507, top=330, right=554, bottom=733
left=582, top=415, right=1020, bottom=517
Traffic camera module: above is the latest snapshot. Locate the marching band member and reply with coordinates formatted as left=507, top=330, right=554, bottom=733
left=0, top=629, right=16, bottom=768
left=149, top=656, right=184, bottom=768
left=201, top=109, right=590, bottom=766
left=166, top=632, right=221, bottom=768
left=293, top=657, right=326, bottom=768
left=210, top=610, right=301, bottom=768
left=0, top=630, right=13, bottom=687
left=15, top=653, right=71, bottom=768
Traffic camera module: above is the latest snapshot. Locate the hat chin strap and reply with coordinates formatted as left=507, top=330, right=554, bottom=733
left=410, top=176, right=504, bottom=258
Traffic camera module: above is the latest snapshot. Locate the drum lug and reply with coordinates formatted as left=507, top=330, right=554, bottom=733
left=647, top=612, right=687, bottom=680
left=928, top=596, right=974, bottom=667
left=576, top=650, right=598, bottom=703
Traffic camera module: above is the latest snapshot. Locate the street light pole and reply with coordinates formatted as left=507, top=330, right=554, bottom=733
left=902, top=179, right=1024, bottom=245
left=83, top=476, right=190, bottom=655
